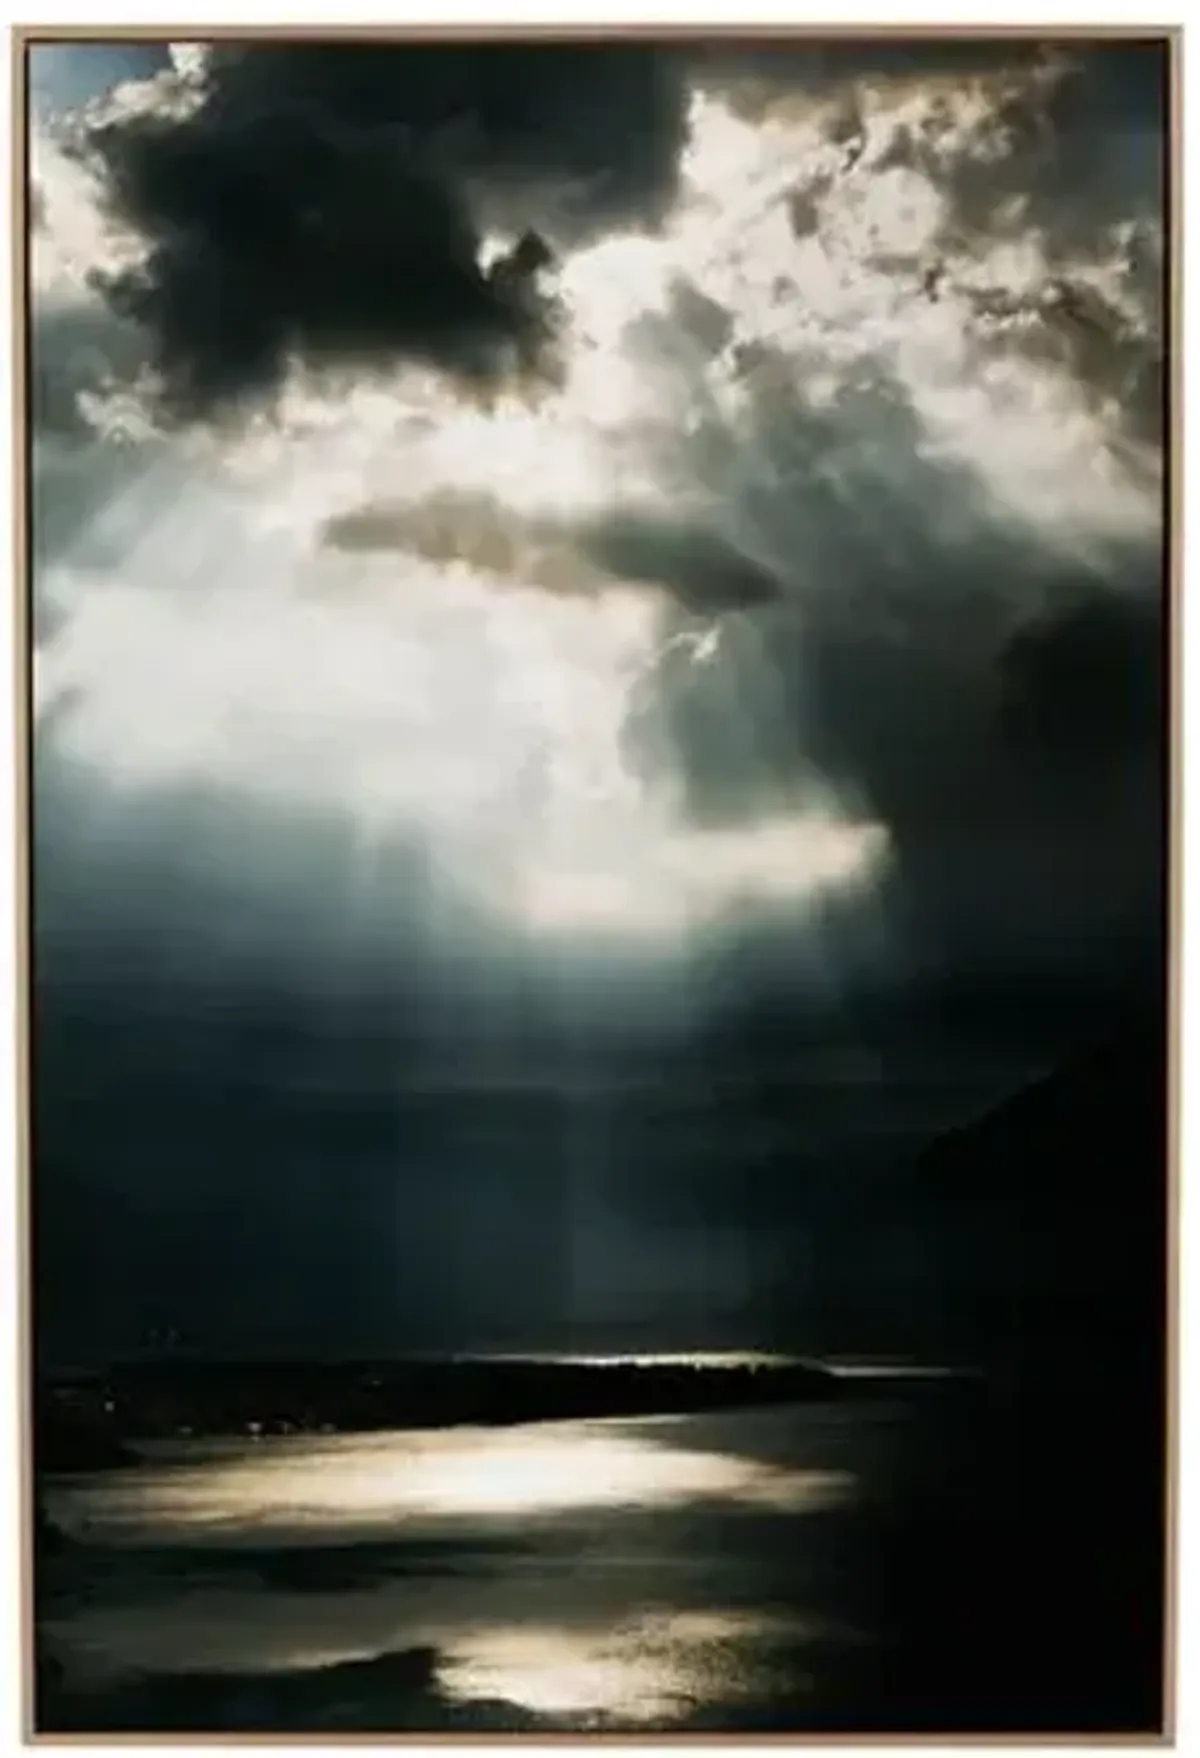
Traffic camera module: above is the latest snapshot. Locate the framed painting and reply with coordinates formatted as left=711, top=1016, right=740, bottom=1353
left=18, top=24, right=1177, bottom=1739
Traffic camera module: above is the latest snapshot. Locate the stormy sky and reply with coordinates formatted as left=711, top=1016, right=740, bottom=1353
left=28, top=38, right=1168, bottom=1362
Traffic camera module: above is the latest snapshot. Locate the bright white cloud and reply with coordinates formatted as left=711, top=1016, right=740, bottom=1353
left=515, top=813, right=888, bottom=941
left=31, top=60, right=1161, bottom=950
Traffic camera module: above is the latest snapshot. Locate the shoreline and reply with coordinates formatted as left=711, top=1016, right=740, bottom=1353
left=36, top=1352, right=870, bottom=1464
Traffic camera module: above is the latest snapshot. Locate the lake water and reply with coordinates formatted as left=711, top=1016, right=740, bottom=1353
left=37, top=1393, right=933, bottom=1733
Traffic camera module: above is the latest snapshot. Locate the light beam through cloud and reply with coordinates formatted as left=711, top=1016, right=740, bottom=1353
left=30, top=49, right=1161, bottom=959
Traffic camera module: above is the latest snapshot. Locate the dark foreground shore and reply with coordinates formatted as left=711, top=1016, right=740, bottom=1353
left=36, top=1352, right=838, bottom=1470
left=32, top=1355, right=1164, bottom=1739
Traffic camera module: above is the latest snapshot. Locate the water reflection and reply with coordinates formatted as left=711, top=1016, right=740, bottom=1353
left=49, top=1418, right=854, bottom=1547
left=42, top=1412, right=860, bottom=1729
left=438, top=1610, right=806, bottom=1723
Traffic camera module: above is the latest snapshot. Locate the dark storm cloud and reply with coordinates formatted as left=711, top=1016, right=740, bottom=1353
left=579, top=513, right=781, bottom=613
left=30, top=38, right=1170, bottom=1365
left=37, top=36, right=1165, bottom=439
left=619, top=337, right=1165, bottom=1054
left=706, top=37, right=1166, bottom=228
left=717, top=574, right=1165, bottom=1049
left=993, top=299, right=1161, bottom=462
left=85, top=120, right=551, bottom=419
left=35, top=33, right=1168, bottom=990
left=1000, top=588, right=1164, bottom=774
left=1008, top=41, right=1167, bottom=247
left=611, top=172, right=1165, bottom=1014
left=65, top=43, right=690, bottom=420
left=321, top=492, right=591, bottom=594
left=319, top=494, right=781, bottom=614
left=712, top=38, right=1165, bottom=434
left=322, top=494, right=522, bottom=567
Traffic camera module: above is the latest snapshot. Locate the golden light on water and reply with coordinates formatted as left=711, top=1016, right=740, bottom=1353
left=52, top=1421, right=855, bottom=1546
left=440, top=1624, right=685, bottom=1720
left=43, top=1420, right=849, bottom=1719
left=437, top=1609, right=803, bottom=1723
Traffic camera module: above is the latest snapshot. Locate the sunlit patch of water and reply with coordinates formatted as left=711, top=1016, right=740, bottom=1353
left=437, top=1607, right=813, bottom=1724
left=48, top=1419, right=855, bottom=1548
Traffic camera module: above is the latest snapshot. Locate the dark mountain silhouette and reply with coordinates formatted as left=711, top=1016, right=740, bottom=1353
left=864, top=1008, right=1170, bottom=1733
left=917, top=1008, right=1168, bottom=1372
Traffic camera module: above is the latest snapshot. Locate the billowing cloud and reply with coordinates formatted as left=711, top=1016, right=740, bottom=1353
left=318, top=495, right=780, bottom=615
left=35, top=43, right=692, bottom=421
left=29, top=36, right=1166, bottom=998
left=31, top=39, right=1164, bottom=449
left=26, top=37, right=1171, bottom=1366
left=29, top=39, right=1166, bottom=982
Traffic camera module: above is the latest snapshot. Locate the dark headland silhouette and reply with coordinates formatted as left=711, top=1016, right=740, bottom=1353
left=34, top=1351, right=840, bottom=1474
left=860, top=1007, right=1169, bottom=1734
